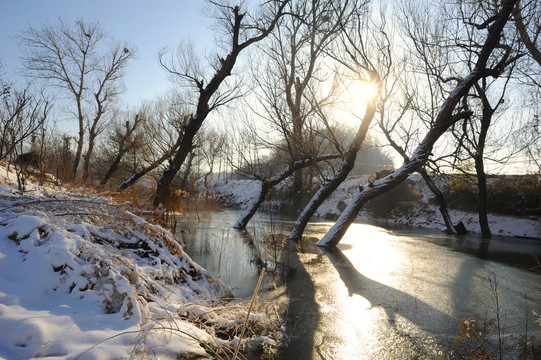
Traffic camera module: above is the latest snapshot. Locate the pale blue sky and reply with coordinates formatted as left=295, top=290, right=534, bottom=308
left=0, top=0, right=214, bottom=106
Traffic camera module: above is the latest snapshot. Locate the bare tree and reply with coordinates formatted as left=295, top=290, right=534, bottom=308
left=152, top=0, right=290, bottom=207
left=150, top=0, right=294, bottom=205
left=444, top=0, right=522, bottom=238
left=0, top=88, right=50, bottom=162
left=20, top=19, right=135, bottom=181
left=289, top=2, right=390, bottom=241
left=48, top=132, right=73, bottom=183
left=383, top=0, right=468, bottom=234
left=117, top=93, right=188, bottom=190
left=198, top=129, right=227, bottom=190
left=100, top=111, right=145, bottom=186
left=318, top=0, right=518, bottom=247
left=513, top=0, right=541, bottom=171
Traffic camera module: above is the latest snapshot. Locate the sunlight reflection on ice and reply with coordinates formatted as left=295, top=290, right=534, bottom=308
left=340, top=223, right=405, bottom=284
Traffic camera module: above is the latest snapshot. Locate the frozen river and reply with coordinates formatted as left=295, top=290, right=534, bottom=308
left=177, top=210, right=541, bottom=359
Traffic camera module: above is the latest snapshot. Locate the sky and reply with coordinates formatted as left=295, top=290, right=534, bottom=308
left=0, top=0, right=214, bottom=106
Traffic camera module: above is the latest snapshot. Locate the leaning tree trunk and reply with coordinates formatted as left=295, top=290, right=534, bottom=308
left=234, top=181, right=271, bottom=229
left=289, top=94, right=376, bottom=242
left=513, top=0, right=541, bottom=67
left=234, top=154, right=340, bottom=230
left=154, top=114, right=206, bottom=207
left=117, top=142, right=180, bottom=190
left=379, top=110, right=458, bottom=234
left=317, top=0, right=516, bottom=247
left=100, top=149, right=126, bottom=186
left=180, top=150, right=197, bottom=191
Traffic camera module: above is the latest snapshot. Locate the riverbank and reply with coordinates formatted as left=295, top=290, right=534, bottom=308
left=0, top=166, right=283, bottom=359
left=208, top=175, right=541, bottom=240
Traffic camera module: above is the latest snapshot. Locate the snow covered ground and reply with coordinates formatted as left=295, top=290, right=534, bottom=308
left=0, top=167, right=281, bottom=360
left=209, top=175, right=541, bottom=239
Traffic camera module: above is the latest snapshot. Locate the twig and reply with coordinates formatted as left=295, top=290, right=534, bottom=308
left=232, top=268, right=265, bottom=360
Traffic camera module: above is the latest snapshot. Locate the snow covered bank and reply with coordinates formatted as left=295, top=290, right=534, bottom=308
left=0, top=169, right=282, bottom=359
left=209, top=176, right=541, bottom=239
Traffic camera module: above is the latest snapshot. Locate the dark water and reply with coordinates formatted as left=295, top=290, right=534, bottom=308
left=177, top=210, right=541, bottom=359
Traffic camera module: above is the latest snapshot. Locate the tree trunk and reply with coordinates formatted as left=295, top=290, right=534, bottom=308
left=474, top=102, right=493, bottom=239
left=117, top=142, right=180, bottom=190
left=102, top=116, right=140, bottom=186
left=72, top=129, right=84, bottom=181
left=180, top=150, right=196, bottom=190
left=154, top=114, right=205, bottom=206
left=234, top=182, right=271, bottom=229
left=100, top=150, right=125, bottom=186
left=378, top=108, right=458, bottom=234
left=71, top=96, right=85, bottom=181
left=418, top=169, right=457, bottom=234
left=513, top=0, right=541, bottom=67
left=289, top=96, right=376, bottom=242
left=475, top=155, right=492, bottom=238
left=153, top=2, right=289, bottom=207
left=82, top=132, right=96, bottom=182
left=234, top=154, right=340, bottom=230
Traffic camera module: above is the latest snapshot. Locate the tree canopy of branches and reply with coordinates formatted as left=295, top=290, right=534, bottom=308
left=0, top=70, right=50, bottom=163
left=317, top=0, right=519, bottom=247
left=246, top=0, right=367, bottom=211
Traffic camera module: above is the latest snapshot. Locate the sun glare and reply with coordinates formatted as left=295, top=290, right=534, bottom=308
left=339, top=80, right=379, bottom=116
left=346, top=80, right=379, bottom=102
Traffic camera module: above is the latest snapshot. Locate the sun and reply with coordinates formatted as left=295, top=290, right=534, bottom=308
left=346, top=80, right=379, bottom=102
left=338, top=79, right=379, bottom=117
left=334, top=80, right=380, bottom=126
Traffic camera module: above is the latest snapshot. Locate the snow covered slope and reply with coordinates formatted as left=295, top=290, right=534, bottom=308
left=0, top=168, right=280, bottom=359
